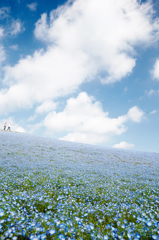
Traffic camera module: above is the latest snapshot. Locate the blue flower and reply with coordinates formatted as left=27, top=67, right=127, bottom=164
left=0, top=209, right=4, bottom=217
left=58, top=234, right=65, bottom=240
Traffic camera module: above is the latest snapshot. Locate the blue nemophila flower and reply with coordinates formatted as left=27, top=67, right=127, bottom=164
left=30, top=235, right=39, bottom=240
left=152, top=235, right=158, bottom=239
left=58, top=234, right=65, bottom=240
left=49, top=229, right=56, bottom=235
left=135, top=233, right=141, bottom=239
left=147, top=220, right=152, bottom=227
left=127, top=232, right=132, bottom=239
left=117, top=221, right=121, bottom=226
left=0, top=224, right=2, bottom=230
left=40, top=233, right=46, bottom=239
left=21, top=229, right=26, bottom=236
left=121, top=223, right=126, bottom=229
left=12, top=237, right=17, bottom=240
left=106, top=224, right=111, bottom=229
left=0, top=209, right=4, bottom=217
left=103, top=235, right=109, bottom=240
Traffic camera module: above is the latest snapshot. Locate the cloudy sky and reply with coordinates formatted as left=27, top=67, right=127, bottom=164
left=0, top=0, right=159, bottom=153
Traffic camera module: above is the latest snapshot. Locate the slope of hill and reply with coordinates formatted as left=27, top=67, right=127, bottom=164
left=0, top=131, right=159, bottom=239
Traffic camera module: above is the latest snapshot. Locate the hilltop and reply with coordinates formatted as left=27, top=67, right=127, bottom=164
left=0, top=131, right=158, bottom=175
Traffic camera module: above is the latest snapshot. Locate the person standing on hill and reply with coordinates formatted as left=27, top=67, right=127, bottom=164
left=4, top=122, right=7, bottom=130
left=7, top=123, right=11, bottom=131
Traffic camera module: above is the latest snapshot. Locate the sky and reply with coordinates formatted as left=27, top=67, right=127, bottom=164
left=0, top=0, right=159, bottom=153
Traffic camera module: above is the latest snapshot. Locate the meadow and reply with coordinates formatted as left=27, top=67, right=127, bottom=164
left=0, top=131, right=158, bottom=240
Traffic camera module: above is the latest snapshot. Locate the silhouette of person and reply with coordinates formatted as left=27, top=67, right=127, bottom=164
left=4, top=122, right=7, bottom=130
left=7, top=123, right=11, bottom=131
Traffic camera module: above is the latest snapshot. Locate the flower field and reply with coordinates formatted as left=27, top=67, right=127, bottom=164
left=0, top=131, right=159, bottom=240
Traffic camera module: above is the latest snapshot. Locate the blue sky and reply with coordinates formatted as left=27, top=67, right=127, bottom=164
left=0, top=0, right=159, bottom=153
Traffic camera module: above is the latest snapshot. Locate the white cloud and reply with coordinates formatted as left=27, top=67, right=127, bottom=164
left=36, top=100, right=57, bottom=114
left=151, top=59, right=159, bottom=80
left=0, top=0, right=159, bottom=113
left=34, top=0, right=159, bottom=84
left=27, top=101, right=57, bottom=122
left=147, top=89, right=156, bottom=96
left=0, top=7, right=10, bottom=19
left=43, top=92, right=144, bottom=144
left=0, top=48, right=90, bottom=113
left=0, top=45, right=6, bottom=64
left=9, top=44, right=18, bottom=50
left=145, top=89, right=159, bottom=97
left=127, top=106, right=144, bottom=122
left=113, top=141, right=134, bottom=149
left=27, top=2, right=37, bottom=11
left=60, top=132, right=108, bottom=145
left=0, top=84, right=33, bottom=113
left=0, top=28, right=4, bottom=38
left=0, top=28, right=5, bottom=66
left=149, top=110, right=158, bottom=115
left=13, top=125, right=26, bottom=133
left=9, top=19, right=24, bottom=35
left=26, top=100, right=57, bottom=121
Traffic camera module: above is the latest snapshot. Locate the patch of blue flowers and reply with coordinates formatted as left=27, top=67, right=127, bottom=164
left=0, top=131, right=159, bottom=239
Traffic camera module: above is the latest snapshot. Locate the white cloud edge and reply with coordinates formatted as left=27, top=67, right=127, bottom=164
left=149, top=110, right=158, bottom=115
left=9, top=45, right=18, bottom=50
left=113, top=141, right=134, bottom=149
left=9, top=19, right=25, bottom=35
left=0, top=7, right=10, bottom=19
left=151, top=59, right=159, bottom=81
left=27, top=2, right=37, bottom=12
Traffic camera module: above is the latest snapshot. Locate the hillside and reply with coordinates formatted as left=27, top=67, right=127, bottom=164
left=0, top=131, right=159, bottom=239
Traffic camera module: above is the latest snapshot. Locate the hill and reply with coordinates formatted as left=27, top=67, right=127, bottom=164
left=0, top=131, right=159, bottom=239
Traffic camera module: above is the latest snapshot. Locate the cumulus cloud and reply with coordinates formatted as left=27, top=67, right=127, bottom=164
left=27, top=100, right=57, bottom=122
left=27, top=2, right=37, bottom=12
left=0, top=48, right=89, bottom=113
left=13, top=124, right=26, bottom=133
left=113, top=141, right=134, bottom=149
left=0, top=0, right=159, bottom=114
left=9, top=19, right=24, bottom=35
left=151, top=59, right=159, bottom=80
left=43, top=92, right=144, bottom=144
left=35, top=100, right=57, bottom=114
left=60, top=132, right=109, bottom=145
left=34, top=0, right=156, bottom=84
left=126, top=106, right=144, bottom=122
